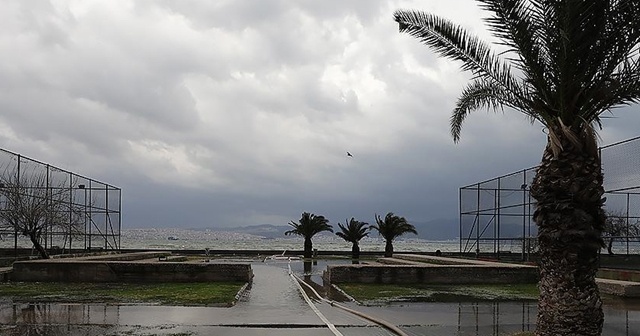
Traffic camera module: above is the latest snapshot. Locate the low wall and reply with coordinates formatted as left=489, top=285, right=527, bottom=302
left=324, top=264, right=538, bottom=285
left=600, top=255, right=640, bottom=271
left=597, top=278, right=640, bottom=297
left=73, top=251, right=170, bottom=261
left=11, top=260, right=253, bottom=283
left=0, top=268, right=11, bottom=282
left=598, top=268, right=640, bottom=282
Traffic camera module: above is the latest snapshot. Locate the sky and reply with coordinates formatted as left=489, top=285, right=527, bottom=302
left=1, top=0, right=639, bottom=229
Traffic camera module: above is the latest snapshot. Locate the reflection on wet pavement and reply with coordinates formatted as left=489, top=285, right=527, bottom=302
left=2, top=260, right=640, bottom=335
left=233, top=263, right=320, bottom=324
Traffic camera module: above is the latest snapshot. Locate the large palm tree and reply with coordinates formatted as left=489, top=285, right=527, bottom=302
left=371, top=212, right=417, bottom=257
left=285, top=212, right=333, bottom=258
left=335, top=218, right=370, bottom=259
left=394, top=1, right=640, bottom=335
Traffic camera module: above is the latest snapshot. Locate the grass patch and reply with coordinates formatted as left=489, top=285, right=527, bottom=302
left=337, top=283, right=538, bottom=303
left=0, top=282, right=246, bottom=306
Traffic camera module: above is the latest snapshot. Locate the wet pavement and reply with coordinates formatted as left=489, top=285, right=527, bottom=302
left=1, top=260, right=640, bottom=335
left=0, top=261, right=393, bottom=336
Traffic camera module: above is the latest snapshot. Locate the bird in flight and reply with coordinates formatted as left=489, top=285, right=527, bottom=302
left=346, top=152, right=353, bottom=157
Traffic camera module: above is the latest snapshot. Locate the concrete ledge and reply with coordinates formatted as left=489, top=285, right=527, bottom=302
left=0, top=267, right=11, bottom=282
left=75, top=251, right=171, bottom=261
left=11, top=260, right=252, bottom=283
left=158, top=255, right=189, bottom=262
left=394, top=253, right=526, bottom=267
left=377, top=257, right=422, bottom=265
left=326, top=254, right=538, bottom=285
left=597, top=278, right=640, bottom=298
left=598, top=268, right=640, bottom=282
left=324, top=264, right=539, bottom=285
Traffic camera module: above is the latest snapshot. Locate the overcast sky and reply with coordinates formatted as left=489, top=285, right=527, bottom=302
left=1, top=0, right=638, bottom=229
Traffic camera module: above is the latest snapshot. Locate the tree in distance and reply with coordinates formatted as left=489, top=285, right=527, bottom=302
left=0, top=170, right=84, bottom=259
left=394, top=1, right=640, bottom=334
left=335, top=217, right=370, bottom=260
left=285, top=212, right=333, bottom=259
left=371, top=212, right=417, bottom=257
left=603, top=210, right=640, bottom=255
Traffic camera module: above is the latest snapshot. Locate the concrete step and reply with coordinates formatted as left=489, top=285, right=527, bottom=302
left=78, top=251, right=171, bottom=262
left=158, top=255, right=189, bottom=262
left=597, top=278, right=640, bottom=298
left=394, top=254, right=534, bottom=268
left=376, top=257, right=422, bottom=265
left=0, top=267, right=12, bottom=281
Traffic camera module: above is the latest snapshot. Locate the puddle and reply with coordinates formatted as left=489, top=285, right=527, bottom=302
left=3, top=260, right=640, bottom=335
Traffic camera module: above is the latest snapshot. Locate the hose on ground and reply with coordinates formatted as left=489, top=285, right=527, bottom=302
left=289, top=265, right=409, bottom=336
left=288, top=264, right=344, bottom=336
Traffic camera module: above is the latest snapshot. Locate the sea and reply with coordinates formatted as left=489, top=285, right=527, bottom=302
left=0, top=228, right=463, bottom=253
left=3, top=227, right=638, bottom=254
left=118, top=228, right=463, bottom=253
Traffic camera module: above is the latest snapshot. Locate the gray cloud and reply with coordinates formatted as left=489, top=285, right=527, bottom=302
left=0, top=0, right=638, bottom=231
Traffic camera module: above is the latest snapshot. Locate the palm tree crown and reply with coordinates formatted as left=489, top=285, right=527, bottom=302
left=335, top=218, right=370, bottom=243
left=372, top=212, right=417, bottom=241
left=285, top=212, right=333, bottom=258
left=371, top=212, right=417, bottom=257
left=285, top=212, right=333, bottom=238
left=336, top=217, right=370, bottom=259
left=394, top=1, right=640, bottom=150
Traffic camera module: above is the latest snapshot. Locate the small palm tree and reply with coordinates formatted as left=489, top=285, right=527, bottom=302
left=285, top=212, right=333, bottom=258
left=371, top=212, right=417, bottom=257
left=335, top=218, right=370, bottom=259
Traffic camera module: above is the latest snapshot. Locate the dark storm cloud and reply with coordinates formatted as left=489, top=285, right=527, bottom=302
left=0, top=0, right=638, bottom=230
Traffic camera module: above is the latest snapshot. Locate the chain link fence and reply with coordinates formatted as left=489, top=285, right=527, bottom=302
left=0, top=148, right=121, bottom=254
left=460, top=136, right=640, bottom=258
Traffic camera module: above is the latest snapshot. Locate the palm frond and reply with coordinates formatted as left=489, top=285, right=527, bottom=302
left=372, top=212, right=417, bottom=241
left=477, top=0, right=553, bottom=108
left=397, top=1, right=640, bottom=148
left=394, top=10, right=524, bottom=100
left=286, top=212, right=333, bottom=238
left=451, top=79, right=527, bottom=142
left=578, top=2, right=640, bottom=122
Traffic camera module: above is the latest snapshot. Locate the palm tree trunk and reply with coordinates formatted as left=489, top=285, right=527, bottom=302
left=352, top=242, right=360, bottom=259
left=384, top=240, right=393, bottom=257
left=303, top=237, right=313, bottom=259
left=530, top=132, right=604, bottom=336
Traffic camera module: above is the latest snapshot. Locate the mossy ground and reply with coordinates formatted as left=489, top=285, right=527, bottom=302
left=0, top=282, right=246, bottom=306
left=336, top=283, right=539, bottom=304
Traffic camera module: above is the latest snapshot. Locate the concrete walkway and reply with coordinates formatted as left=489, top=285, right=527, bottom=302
left=0, top=262, right=391, bottom=336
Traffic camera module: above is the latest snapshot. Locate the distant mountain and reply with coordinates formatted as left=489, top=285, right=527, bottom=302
left=212, top=218, right=460, bottom=240
left=410, top=218, right=459, bottom=240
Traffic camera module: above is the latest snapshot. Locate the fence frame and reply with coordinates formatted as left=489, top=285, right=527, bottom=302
left=460, top=135, right=640, bottom=259
left=0, top=148, right=121, bottom=255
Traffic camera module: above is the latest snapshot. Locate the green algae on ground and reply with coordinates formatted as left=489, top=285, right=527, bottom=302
left=0, top=282, right=246, bottom=306
left=337, top=283, right=538, bottom=304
